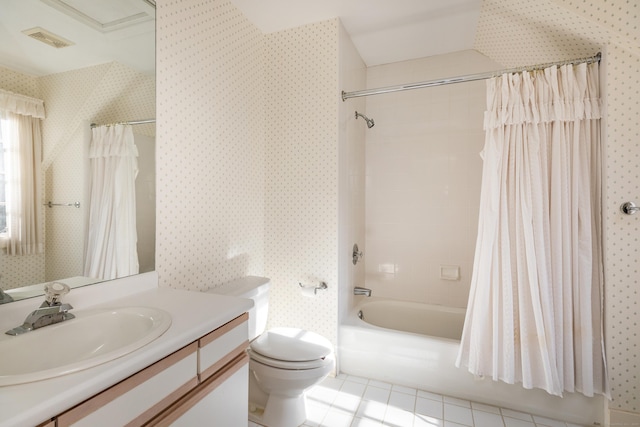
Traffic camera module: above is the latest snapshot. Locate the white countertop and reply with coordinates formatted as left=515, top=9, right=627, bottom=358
left=0, top=272, right=253, bottom=427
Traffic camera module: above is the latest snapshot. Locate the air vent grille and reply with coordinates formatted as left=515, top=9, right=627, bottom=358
left=22, top=27, right=75, bottom=49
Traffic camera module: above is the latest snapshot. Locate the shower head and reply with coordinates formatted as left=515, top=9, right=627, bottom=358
left=355, top=111, right=375, bottom=128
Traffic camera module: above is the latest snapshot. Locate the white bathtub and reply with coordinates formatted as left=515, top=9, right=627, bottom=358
left=339, top=298, right=603, bottom=425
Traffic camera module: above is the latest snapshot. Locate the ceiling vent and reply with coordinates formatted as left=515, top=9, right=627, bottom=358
left=22, top=27, right=75, bottom=49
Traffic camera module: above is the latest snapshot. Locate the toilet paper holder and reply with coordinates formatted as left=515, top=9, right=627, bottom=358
left=299, top=281, right=328, bottom=295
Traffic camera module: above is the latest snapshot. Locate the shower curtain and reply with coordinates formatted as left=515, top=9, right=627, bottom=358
left=84, top=124, right=139, bottom=280
left=456, top=62, right=609, bottom=398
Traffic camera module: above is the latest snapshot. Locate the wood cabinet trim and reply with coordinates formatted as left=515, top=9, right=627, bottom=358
left=57, top=342, right=198, bottom=426
left=145, top=351, right=249, bottom=427
left=199, top=313, right=248, bottom=348
left=199, top=341, right=248, bottom=382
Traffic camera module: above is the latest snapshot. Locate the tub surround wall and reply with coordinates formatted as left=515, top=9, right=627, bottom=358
left=474, top=0, right=640, bottom=417
left=364, top=50, right=500, bottom=309
left=338, top=22, right=367, bottom=331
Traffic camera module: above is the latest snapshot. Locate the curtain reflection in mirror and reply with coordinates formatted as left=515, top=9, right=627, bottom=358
left=84, top=124, right=139, bottom=280
left=0, top=89, right=45, bottom=255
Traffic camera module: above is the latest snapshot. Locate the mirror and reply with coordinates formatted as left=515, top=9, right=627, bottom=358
left=0, top=0, right=155, bottom=302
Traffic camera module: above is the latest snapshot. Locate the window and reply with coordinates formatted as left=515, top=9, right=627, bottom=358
left=0, top=119, right=6, bottom=235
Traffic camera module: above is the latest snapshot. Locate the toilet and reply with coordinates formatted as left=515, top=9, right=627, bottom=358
left=208, top=276, right=335, bottom=427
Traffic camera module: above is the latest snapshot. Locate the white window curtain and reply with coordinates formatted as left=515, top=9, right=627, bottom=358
left=84, top=124, right=139, bottom=280
left=455, top=62, right=609, bottom=398
left=0, top=89, right=45, bottom=255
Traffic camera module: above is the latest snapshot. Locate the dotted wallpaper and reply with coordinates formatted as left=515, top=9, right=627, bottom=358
left=156, top=0, right=265, bottom=291
left=263, top=19, right=341, bottom=347
left=475, top=0, right=640, bottom=414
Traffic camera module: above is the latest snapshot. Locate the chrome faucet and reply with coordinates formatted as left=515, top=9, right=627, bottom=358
left=354, top=286, right=372, bottom=297
left=0, top=288, right=13, bottom=304
left=5, top=282, right=75, bottom=336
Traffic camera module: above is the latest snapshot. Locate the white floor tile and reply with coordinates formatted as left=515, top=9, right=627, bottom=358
left=473, top=409, right=505, bottom=427
left=417, top=390, right=444, bottom=402
left=255, top=374, right=588, bottom=427
left=392, top=384, right=417, bottom=395
left=356, top=399, right=388, bottom=422
left=471, top=401, right=501, bottom=414
left=345, top=375, right=370, bottom=385
left=503, top=417, right=535, bottom=427
left=414, top=413, right=444, bottom=427
left=320, top=409, right=353, bottom=427
left=363, top=385, right=391, bottom=404
left=443, top=396, right=471, bottom=408
left=333, top=390, right=362, bottom=413
left=383, top=405, right=415, bottom=427
left=351, top=417, right=384, bottom=427
left=415, top=396, right=443, bottom=419
left=342, top=380, right=367, bottom=397
left=501, top=408, right=533, bottom=421
left=389, top=390, right=417, bottom=412
left=368, top=380, right=393, bottom=390
left=443, top=403, right=473, bottom=426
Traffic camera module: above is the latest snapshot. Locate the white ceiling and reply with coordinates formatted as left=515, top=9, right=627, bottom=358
left=228, top=0, right=482, bottom=66
left=0, top=0, right=481, bottom=77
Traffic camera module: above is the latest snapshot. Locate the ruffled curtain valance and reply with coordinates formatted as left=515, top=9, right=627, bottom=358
left=483, top=62, right=601, bottom=129
left=0, top=89, right=45, bottom=119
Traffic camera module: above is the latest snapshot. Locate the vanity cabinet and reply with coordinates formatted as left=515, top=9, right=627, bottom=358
left=53, top=313, right=249, bottom=427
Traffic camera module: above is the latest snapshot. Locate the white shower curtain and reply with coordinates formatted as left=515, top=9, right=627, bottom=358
left=84, top=124, right=139, bottom=280
left=456, top=62, right=609, bottom=398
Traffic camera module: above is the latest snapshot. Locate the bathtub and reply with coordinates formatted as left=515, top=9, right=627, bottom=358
left=339, top=297, right=603, bottom=425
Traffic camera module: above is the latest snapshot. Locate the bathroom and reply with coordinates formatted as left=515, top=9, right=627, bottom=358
left=0, top=0, right=638, bottom=426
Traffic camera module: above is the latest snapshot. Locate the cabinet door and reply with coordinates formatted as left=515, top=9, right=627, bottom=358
left=199, top=313, right=248, bottom=381
left=58, top=343, right=198, bottom=427
left=147, top=352, right=249, bottom=427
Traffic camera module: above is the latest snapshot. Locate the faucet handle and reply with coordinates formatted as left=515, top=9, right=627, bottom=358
left=44, top=282, right=70, bottom=305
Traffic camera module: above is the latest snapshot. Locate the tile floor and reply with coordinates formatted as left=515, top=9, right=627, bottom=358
left=248, top=374, right=588, bottom=427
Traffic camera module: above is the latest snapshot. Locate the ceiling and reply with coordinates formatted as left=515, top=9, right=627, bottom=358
left=0, top=0, right=481, bottom=77
left=229, top=0, right=482, bottom=66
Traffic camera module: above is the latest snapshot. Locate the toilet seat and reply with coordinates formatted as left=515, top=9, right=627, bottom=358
left=249, top=327, right=333, bottom=370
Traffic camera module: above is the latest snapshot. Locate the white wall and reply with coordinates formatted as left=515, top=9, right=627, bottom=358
left=363, top=50, right=499, bottom=308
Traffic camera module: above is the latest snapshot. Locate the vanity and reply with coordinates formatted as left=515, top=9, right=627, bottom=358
left=0, top=272, right=253, bottom=427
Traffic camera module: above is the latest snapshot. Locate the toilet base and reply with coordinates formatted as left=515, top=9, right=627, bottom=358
left=248, top=394, right=307, bottom=427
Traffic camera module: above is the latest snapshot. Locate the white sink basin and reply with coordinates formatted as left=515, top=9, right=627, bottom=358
left=0, top=306, right=171, bottom=386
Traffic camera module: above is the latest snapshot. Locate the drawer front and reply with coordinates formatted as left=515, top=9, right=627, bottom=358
left=199, top=313, right=248, bottom=381
left=58, top=342, right=198, bottom=427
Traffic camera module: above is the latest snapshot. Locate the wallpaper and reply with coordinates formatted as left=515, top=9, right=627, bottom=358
left=263, top=19, right=341, bottom=347
left=156, top=0, right=265, bottom=290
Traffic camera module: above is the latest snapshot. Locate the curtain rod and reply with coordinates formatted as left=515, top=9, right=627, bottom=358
left=341, top=52, right=601, bottom=101
left=90, top=118, right=156, bottom=128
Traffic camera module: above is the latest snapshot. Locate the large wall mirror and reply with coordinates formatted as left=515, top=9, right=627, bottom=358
left=0, top=0, right=156, bottom=302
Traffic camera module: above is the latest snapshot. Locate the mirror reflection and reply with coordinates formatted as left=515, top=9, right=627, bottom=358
left=0, top=0, right=155, bottom=302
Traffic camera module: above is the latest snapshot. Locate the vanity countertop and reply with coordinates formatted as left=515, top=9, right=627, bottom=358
left=0, top=272, right=253, bottom=427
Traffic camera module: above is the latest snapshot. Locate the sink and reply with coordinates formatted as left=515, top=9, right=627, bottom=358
left=0, top=306, right=172, bottom=386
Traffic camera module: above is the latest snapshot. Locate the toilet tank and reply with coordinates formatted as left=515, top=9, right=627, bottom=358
left=207, top=276, right=270, bottom=340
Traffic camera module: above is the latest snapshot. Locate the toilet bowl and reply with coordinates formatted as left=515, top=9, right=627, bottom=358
left=207, top=277, right=335, bottom=427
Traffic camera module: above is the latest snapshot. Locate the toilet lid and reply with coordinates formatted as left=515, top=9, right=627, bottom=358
left=250, top=327, right=333, bottom=362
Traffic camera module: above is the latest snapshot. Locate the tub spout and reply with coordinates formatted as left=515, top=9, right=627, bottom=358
left=354, top=286, right=372, bottom=297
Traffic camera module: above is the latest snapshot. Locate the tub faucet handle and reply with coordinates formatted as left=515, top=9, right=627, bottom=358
left=352, top=243, right=363, bottom=265
left=354, top=286, right=372, bottom=297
